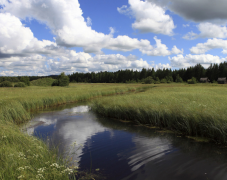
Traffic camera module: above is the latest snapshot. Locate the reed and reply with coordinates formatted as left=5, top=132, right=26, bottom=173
left=0, top=83, right=151, bottom=179
left=91, top=84, right=227, bottom=144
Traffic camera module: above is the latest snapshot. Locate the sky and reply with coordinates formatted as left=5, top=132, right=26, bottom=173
left=1, top=0, right=227, bottom=76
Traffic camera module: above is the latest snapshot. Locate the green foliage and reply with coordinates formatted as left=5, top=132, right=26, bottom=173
left=187, top=77, right=197, bottom=84
left=52, top=73, right=69, bottom=86
left=14, top=82, right=26, bottom=87
left=0, top=81, right=13, bottom=87
left=59, top=72, right=69, bottom=86
left=175, top=74, right=183, bottom=83
left=20, top=76, right=30, bottom=86
left=91, top=84, right=227, bottom=144
left=30, top=78, right=55, bottom=86
left=160, top=78, right=167, bottom=83
left=154, top=77, right=160, bottom=84
left=143, top=76, right=154, bottom=84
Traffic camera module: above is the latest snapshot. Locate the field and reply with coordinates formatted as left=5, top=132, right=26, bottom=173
left=0, top=83, right=149, bottom=180
left=91, top=83, right=227, bottom=144
left=1, top=83, right=227, bottom=179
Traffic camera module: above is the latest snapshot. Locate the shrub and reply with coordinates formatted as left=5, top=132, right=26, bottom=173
left=160, top=78, right=167, bottom=83
left=143, top=76, right=154, bottom=84
left=175, top=74, right=183, bottom=83
left=20, top=76, right=30, bottom=86
left=30, top=78, right=55, bottom=86
left=51, top=72, right=69, bottom=87
left=0, top=81, right=13, bottom=87
left=188, top=77, right=197, bottom=84
left=154, top=77, right=160, bottom=84
left=14, top=82, right=26, bottom=87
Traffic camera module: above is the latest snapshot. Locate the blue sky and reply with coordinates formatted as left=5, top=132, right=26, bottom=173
left=1, top=0, right=227, bottom=76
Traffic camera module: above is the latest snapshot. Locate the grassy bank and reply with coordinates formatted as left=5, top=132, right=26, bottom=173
left=91, top=83, right=227, bottom=144
left=0, top=83, right=149, bottom=124
left=0, top=83, right=150, bottom=180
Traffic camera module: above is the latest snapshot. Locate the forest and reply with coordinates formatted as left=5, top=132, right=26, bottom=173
left=0, top=62, right=227, bottom=83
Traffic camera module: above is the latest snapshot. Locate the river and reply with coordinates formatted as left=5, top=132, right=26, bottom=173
left=22, top=103, right=227, bottom=180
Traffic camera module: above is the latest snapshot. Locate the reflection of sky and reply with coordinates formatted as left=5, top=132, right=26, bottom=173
left=24, top=105, right=227, bottom=180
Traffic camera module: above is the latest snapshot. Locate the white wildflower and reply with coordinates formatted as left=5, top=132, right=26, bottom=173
left=17, top=167, right=24, bottom=171
left=36, top=174, right=44, bottom=179
left=18, top=175, right=25, bottom=179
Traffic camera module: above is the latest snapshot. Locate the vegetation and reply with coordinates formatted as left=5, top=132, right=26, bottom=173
left=14, top=82, right=26, bottom=87
left=68, top=62, right=227, bottom=83
left=187, top=77, right=197, bottom=84
left=30, top=78, right=55, bottom=86
left=0, top=81, right=13, bottom=87
left=0, top=83, right=150, bottom=179
left=20, top=76, right=30, bottom=86
left=52, top=72, right=70, bottom=87
left=0, top=121, right=75, bottom=180
left=91, top=84, right=227, bottom=144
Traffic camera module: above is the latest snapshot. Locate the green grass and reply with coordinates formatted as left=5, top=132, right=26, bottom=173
left=30, top=78, right=56, bottom=86
left=0, top=83, right=150, bottom=180
left=91, top=83, right=227, bottom=144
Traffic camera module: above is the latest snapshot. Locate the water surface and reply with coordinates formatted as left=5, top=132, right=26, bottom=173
left=23, top=103, right=227, bottom=180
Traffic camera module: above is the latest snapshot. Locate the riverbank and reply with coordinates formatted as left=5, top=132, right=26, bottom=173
left=91, top=83, right=227, bottom=144
left=0, top=83, right=150, bottom=179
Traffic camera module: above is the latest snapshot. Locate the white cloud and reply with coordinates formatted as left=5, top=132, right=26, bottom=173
left=197, top=23, right=227, bottom=38
left=140, top=37, right=183, bottom=56
left=190, top=38, right=227, bottom=54
left=86, top=17, right=92, bottom=27
left=118, top=0, right=175, bottom=35
left=169, top=54, right=225, bottom=68
left=183, top=23, right=227, bottom=40
left=183, top=31, right=198, bottom=40
left=0, top=0, right=175, bottom=55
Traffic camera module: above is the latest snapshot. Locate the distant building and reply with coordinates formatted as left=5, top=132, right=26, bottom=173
left=200, top=77, right=210, bottom=83
left=217, top=77, right=226, bottom=84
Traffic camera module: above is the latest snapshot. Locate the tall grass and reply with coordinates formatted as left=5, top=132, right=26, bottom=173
left=0, top=83, right=151, bottom=179
left=0, top=83, right=148, bottom=124
left=91, top=84, right=227, bottom=144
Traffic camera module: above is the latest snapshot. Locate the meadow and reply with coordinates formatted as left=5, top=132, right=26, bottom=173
left=0, top=83, right=149, bottom=180
left=91, top=83, right=227, bottom=144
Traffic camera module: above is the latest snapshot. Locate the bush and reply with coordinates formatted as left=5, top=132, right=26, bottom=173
left=14, top=82, right=26, bottom=87
left=30, top=78, right=55, bottom=86
left=0, top=81, right=13, bottom=87
left=52, top=72, right=69, bottom=87
left=188, top=77, right=197, bottom=84
left=143, top=76, right=154, bottom=84
left=175, top=74, right=183, bottom=83
left=160, top=78, right=167, bottom=83
left=154, top=77, right=160, bottom=84
left=20, top=76, right=30, bottom=86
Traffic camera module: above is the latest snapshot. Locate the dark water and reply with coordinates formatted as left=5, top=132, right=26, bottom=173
left=23, top=103, right=227, bottom=180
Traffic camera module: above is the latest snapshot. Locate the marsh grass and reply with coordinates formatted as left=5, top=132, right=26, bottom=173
left=0, top=120, right=77, bottom=180
left=0, top=83, right=150, bottom=180
left=91, top=84, right=227, bottom=144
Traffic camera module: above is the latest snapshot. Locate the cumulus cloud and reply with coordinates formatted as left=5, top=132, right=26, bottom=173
left=118, top=0, right=175, bottom=35
left=140, top=37, right=183, bottom=56
left=190, top=38, right=227, bottom=54
left=169, top=54, right=225, bottom=68
left=147, top=0, right=227, bottom=23
left=183, top=23, right=227, bottom=39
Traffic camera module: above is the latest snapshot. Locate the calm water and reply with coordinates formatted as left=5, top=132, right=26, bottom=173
left=23, top=103, right=227, bottom=180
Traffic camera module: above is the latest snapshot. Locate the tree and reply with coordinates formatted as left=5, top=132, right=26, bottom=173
left=52, top=72, right=69, bottom=86
left=20, top=76, right=30, bottom=86
left=58, top=72, right=69, bottom=86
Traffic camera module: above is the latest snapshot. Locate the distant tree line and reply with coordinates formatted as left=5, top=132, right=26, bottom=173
left=0, top=62, right=227, bottom=84
left=68, top=62, right=227, bottom=83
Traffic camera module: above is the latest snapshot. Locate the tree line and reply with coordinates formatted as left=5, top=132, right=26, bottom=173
left=68, top=62, right=227, bottom=83
left=0, top=62, right=227, bottom=84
